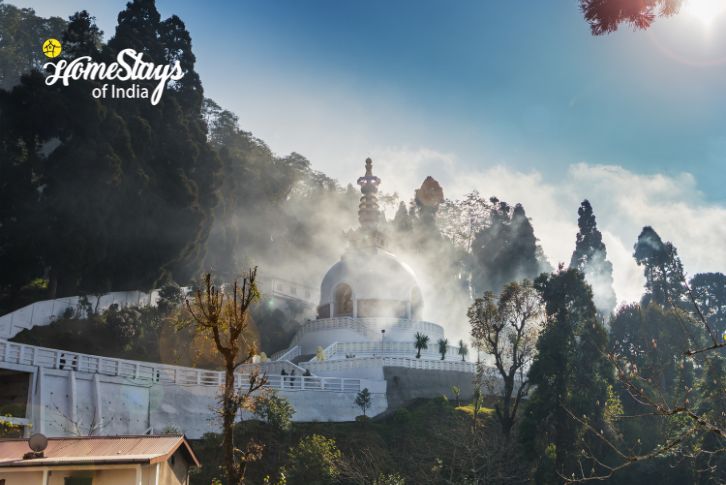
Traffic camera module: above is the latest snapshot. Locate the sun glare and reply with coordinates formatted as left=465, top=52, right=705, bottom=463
left=683, top=0, right=726, bottom=24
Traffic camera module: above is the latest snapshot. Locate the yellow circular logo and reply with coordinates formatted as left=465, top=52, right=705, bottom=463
left=42, top=38, right=62, bottom=59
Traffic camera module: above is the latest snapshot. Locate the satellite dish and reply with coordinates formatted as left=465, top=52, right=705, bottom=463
left=28, top=433, right=48, bottom=453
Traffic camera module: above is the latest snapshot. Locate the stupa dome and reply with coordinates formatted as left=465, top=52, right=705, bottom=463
left=318, top=247, right=423, bottom=320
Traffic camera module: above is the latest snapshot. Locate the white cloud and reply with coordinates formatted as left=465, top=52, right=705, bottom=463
left=362, top=147, right=726, bottom=307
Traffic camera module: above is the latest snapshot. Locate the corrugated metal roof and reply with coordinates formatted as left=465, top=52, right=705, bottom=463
left=0, top=435, right=200, bottom=468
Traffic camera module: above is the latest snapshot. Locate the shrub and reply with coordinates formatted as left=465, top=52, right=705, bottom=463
left=286, top=434, right=341, bottom=485
left=253, top=391, right=295, bottom=431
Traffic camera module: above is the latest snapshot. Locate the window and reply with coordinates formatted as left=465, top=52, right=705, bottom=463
left=65, top=478, right=92, bottom=485
left=333, top=283, right=354, bottom=316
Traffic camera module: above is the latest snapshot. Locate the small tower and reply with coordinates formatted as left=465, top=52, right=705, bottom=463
left=355, top=158, right=384, bottom=247
left=356, top=158, right=381, bottom=230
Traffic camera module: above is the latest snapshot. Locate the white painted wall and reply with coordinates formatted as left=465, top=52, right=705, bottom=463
left=27, top=366, right=387, bottom=438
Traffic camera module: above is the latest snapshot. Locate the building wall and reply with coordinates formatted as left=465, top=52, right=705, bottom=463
left=382, top=367, right=476, bottom=410
left=295, top=329, right=369, bottom=355
left=0, top=466, right=143, bottom=485
left=25, top=366, right=388, bottom=438
left=161, top=451, right=191, bottom=485
left=0, top=470, right=44, bottom=484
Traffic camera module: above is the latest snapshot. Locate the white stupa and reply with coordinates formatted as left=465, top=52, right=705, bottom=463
left=0, top=159, right=477, bottom=439
left=274, top=159, right=473, bottom=394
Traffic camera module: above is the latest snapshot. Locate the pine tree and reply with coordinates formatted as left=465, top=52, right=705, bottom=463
left=471, top=200, right=549, bottom=294
left=569, top=200, right=616, bottom=314
left=62, top=11, right=103, bottom=58
left=519, top=268, right=613, bottom=483
left=634, top=226, right=687, bottom=307
left=393, top=201, right=412, bottom=233
left=690, top=272, right=726, bottom=339
left=695, top=356, right=726, bottom=483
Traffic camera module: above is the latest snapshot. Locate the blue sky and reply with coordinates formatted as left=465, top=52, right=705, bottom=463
left=16, top=0, right=726, bottom=200
left=12, top=0, right=726, bottom=302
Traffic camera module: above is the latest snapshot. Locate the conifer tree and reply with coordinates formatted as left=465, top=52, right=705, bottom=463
left=634, top=226, right=687, bottom=307
left=393, top=201, right=412, bottom=233
left=471, top=200, right=549, bottom=294
left=695, top=356, right=726, bottom=483
left=569, top=200, right=616, bottom=313
left=690, top=272, right=726, bottom=338
left=519, top=268, right=613, bottom=483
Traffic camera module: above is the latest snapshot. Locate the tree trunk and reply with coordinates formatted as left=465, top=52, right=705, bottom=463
left=500, top=377, right=514, bottom=436
left=222, top=362, right=239, bottom=484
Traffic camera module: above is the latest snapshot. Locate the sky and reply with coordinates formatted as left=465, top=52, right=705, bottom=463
left=12, top=0, right=726, bottom=305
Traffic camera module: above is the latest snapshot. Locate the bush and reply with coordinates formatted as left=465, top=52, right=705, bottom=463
left=286, top=434, right=341, bottom=485
left=253, top=391, right=295, bottom=431
left=373, top=473, right=405, bottom=485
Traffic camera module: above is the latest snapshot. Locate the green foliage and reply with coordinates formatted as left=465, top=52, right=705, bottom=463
left=690, top=272, right=726, bottom=339
left=286, top=434, right=341, bottom=485
left=451, top=385, right=461, bottom=406
left=0, top=2, right=67, bottom=90
left=0, top=0, right=219, bottom=303
left=355, top=388, right=372, bottom=417
left=470, top=198, right=550, bottom=295
left=437, top=338, right=448, bottom=360
left=469, top=280, right=542, bottom=435
left=192, top=397, right=508, bottom=485
left=0, top=415, right=23, bottom=438
left=694, top=355, right=726, bottom=482
left=414, top=332, right=429, bottom=358
left=254, top=391, right=295, bottom=432
left=609, top=302, right=699, bottom=432
left=373, top=472, right=405, bottom=485
left=634, top=226, right=688, bottom=307
left=569, top=199, right=616, bottom=313
left=520, top=268, right=613, bottom=482
left=457, top=339, right=468, bottom=361
left=10, top=297, right=225, bottom=369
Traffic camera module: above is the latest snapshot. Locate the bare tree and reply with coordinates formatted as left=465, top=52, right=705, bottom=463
left=468, top=280, right=543, bottom=436
left=183, top=269, right=267, bottom=485
left=562, top=280, right=725, bottom=483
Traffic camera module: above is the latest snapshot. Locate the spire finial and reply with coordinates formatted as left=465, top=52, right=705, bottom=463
left=365, top=157, right=373, bottom=177
left=356, top=157, right=382, bottom=236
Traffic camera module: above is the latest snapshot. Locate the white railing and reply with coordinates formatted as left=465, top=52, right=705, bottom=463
left=306, top=356, right=476, bottom=374
left=0, top=291, right=157, bottom=339
left=291, top=317, right=376, bottom=344
left=291, top=317, right=445, bottom=345
left=0, top=276, right=318, bottom=340
left=258, top=374, right=360, bottom=392
left=271, top=345, right=301, bottom=362
left=319, top=341, right=466, bottom=362
left=0, top=339, right=360, bottom=393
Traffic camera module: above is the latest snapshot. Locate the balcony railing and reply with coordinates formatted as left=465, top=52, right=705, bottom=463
left=0, top=339, right=360, bottom=393
left=291, top=317, right=445, bottom=345
left=306, top=355, right=476, bottom=373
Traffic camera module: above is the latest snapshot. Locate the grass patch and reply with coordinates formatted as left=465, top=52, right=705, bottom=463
left=455, top=404, right=495, bottom=417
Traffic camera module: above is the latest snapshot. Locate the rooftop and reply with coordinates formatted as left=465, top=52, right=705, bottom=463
left=0, top=434, right=200, bottom=468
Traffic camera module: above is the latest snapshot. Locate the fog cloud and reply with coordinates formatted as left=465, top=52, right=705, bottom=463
left=367, top=147, right=726, bottom=308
